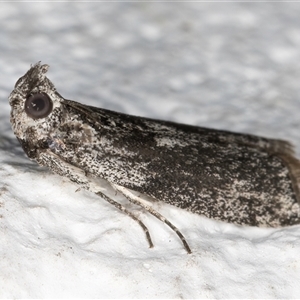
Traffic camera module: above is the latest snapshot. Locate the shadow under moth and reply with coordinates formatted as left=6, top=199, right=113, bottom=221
left=9, top=63, right=300, bottom=253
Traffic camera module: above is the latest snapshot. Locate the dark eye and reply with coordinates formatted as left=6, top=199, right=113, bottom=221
left=24, top=93, right=53, bottom=119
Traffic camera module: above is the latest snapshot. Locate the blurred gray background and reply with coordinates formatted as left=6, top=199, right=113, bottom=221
left=2, top=2, right=300, bottom=156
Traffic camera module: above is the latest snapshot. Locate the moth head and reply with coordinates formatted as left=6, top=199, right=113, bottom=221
left=9, top=62, right=64, bottom=157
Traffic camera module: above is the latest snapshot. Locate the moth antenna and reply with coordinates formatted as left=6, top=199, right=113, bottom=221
left=95, top=191, right=154, bottom=249
left=113, top=184, right=192, bottom=254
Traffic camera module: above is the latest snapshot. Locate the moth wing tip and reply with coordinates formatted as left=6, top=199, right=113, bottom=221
left=277, top=151, right=300, bottom=205
left=270, top=139, right=295, bottom=156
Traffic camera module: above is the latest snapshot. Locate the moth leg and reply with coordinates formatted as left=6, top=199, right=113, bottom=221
left=95, top=191, right=153, bottom=248
left=37, top=150, right=154, bottom=249
left=112, top=184, right=192, bottom=254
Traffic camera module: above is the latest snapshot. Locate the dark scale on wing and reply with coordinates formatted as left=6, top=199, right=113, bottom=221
left=52, top=100, right=300, bottom=227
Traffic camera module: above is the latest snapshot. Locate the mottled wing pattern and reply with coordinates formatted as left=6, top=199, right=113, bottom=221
left=48, top=99, right=300, bottom=227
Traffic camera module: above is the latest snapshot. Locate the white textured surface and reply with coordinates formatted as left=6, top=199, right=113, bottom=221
left=1, top=2, right=300, bottom=298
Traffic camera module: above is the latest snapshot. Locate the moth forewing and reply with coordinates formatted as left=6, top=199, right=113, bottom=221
left=8, top=62, right=300, bottom=253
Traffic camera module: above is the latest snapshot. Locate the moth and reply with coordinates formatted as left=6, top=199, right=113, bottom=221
left=9, top=62, right=300, bottom=253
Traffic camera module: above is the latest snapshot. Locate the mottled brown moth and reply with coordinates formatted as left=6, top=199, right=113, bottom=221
left=9, top=63, right=300, bottom=253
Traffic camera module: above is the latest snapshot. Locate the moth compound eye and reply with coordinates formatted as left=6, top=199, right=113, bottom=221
left=24, top=93, right=53, bottom=119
